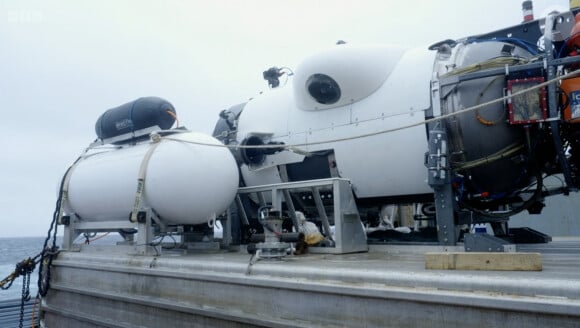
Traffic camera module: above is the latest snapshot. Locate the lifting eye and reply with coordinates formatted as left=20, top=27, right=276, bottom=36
left=306, top=74, right=341, bottom=105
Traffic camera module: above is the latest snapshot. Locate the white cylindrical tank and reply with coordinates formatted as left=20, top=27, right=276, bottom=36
left=65, top=132, right=239, bottom=225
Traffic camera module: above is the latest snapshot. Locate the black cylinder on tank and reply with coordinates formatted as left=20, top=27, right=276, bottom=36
left=95, top=97, right=176, bottom=142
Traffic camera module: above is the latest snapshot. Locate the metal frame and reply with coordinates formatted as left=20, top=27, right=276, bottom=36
left=237, top=178, right=368, bottom=254
left=427, top=12, right=580, bottom=250
left=61, top=209, right=157, bottom=255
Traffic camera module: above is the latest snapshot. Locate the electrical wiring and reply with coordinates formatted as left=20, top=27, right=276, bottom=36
left=452, top=143, right=525, bottom=171
left=466, top=37, right=542, bottom=55
left=455, top=124, right=547, bottom=214
left=441, top=56, right=530, bottom=77
left=460, top=170, right=543, bottom=218
left=149, top=233, right=179, bottom=250
left=474, top=76, right=506, bottom=126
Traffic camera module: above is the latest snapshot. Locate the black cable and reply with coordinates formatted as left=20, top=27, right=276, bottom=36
left=559, top=87, right=570, bottom=114
left=37, top=155, right=81, bottom=297
left=460, top=171, right=543, bottom=218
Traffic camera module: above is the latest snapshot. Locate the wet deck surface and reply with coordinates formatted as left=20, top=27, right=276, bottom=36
left=66, top=237, right=580, bottom=299
left=43, top=238, right=580, bottom=327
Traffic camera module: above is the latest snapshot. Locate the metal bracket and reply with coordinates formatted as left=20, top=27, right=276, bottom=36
left=464, top=233, right=516, bottom=252
left=431, top=80, right=442, bottom=117
left=426, top=125, right=457, bottom=246
left=61, top=209, right=157, bottom=255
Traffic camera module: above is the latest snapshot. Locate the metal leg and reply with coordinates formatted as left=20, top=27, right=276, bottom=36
left=235, top=195, right=250, bottom=226
left=312, top=187, right=333, bottom=240
left=282, top=189, right=300, bottom=230
left=433, top=184, right=456, bottom=245
left=61, top=215, right=79, bottom=251
left=221, top=209, right=232, bottom=248
left=135, top=212, right=155, bottom=255
left=426, top=125, right=457, bottom=246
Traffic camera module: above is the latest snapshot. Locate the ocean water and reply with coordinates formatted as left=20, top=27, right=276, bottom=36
left=0, top=237, right=48, bottom=301
left=0, top=234, right=125, bottom=302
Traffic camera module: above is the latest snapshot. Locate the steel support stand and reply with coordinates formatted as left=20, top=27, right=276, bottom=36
left=426, top=125, right=457, bottom=245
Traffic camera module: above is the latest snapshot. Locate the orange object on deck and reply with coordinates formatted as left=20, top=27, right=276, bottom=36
left=561, top=77, right=580, bottom=122
left=567, top=13, right=580, bottom=53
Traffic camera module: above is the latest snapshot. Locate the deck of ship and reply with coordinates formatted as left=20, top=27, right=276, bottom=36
left=41, top=238, right=580, bottom=327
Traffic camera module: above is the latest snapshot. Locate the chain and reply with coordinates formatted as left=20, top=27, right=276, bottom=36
left=0, top=257, right=37, bottom=328
left=19, top=279, right=25, bottom=328
left=19, top=269, right=32, bottom=328
left=0, top=254, right=43, bottom=328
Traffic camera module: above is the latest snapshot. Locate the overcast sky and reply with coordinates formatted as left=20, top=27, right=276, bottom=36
left=0, top=0, right=570, bottom=237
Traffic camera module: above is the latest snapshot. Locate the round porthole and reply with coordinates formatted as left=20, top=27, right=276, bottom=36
left=306, top=74, right=341, bottom=105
